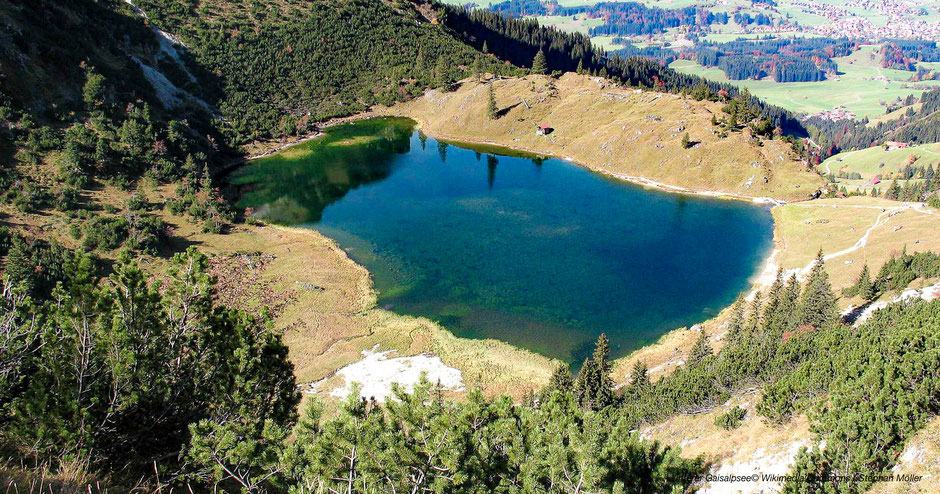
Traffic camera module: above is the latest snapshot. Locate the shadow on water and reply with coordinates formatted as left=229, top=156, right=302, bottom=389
left=232, top=118, right=416, bottom=224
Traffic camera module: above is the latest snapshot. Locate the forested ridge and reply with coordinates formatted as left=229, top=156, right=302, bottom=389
left=687, top=37, right=855, bottom=83
left=123, top=0, right=808, bottom=141
left=440, top=3, right=805, bottom=133
left=807, top=86, right=940, bottom=160
left=488, top=0, right=732, bottom=37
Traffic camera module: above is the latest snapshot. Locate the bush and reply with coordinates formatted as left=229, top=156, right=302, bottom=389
left=82, top=216, right=129, bottom=251
left=125, top=190, right=148, bottom=211
left=53, top=186, right=80, bottom=211
left=714, top=406, right=747, bottom=430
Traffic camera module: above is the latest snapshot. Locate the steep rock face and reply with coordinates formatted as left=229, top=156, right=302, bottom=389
left=389, top=73, right=825, bottom=201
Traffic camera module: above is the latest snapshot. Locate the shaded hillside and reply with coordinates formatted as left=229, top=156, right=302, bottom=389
left=132, top=0, right=517, bottom=143
left=387, top=73, right=824, bottom=201
left=0, top=0, right=157, bottom=113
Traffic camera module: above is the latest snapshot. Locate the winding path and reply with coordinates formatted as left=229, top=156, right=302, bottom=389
left=758, top=202, right=938, bottom=288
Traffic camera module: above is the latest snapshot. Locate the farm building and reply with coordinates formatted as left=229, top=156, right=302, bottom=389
left=885, top=140, right=909, bottom=150
left=536, top=124, right=553, bottom=136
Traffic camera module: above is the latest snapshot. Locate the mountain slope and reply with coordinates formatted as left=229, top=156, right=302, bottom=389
left=386, top=73, right=825, bottom=201
left=132, top=0, right=516, bottom=143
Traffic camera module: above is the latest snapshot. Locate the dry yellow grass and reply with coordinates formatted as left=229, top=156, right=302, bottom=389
left=170, top=215, right=557, bottom=400
left=868, top=416, right=940, bottom=494
left=772, top=197, right=940, bottom=301
left=382, top=73, right=824, bottom=201
left=641, top=394, right=813, bottom=491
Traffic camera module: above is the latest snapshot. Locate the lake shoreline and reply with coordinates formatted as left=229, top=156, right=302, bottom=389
left=233, top=115, right=788, bottom=387
left=406, top=121, right=789, bottom=207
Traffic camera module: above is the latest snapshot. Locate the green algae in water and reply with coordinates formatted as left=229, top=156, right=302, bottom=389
left=234, top=117, right=774, bottom=364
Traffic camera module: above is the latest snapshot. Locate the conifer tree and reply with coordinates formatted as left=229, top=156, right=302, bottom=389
left=576, top=58, right=584, bottom=74
left=573, top=358, right=597, bottom=409
left=886, top=180, right=901, bottom=200
left=725, top=296, right=747, bottom=344
left=486, top=84, right=498, bottom=120
left=592, top=333, right=610, bottom=375
left=856, top=264, right=874, bottom=301
left=481, top=40, right=489, bottom=54
left=414, top=48, right=426, bottom=79
left=745, top=291, right=763, bottom=335
left=797, top=250, right=839, bottom=329
left=531, top=49, right=548, bottom=74
left=761, top=269, right=789, bottom=337
left=472, top=55, right=483, bottom=80
left=629, top=360, right=650, bottom=389
left=688, top=331, right=712, bottom=367
left=434, top=55, right=450, bottom=90
left=592, top=333, right=615, bottom=408
left=547, top=362, right=574, bottom=392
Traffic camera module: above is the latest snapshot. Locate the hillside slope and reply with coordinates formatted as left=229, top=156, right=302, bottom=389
left=131, top=0, right=515, bottom=143
left=386, top=73, right=825, bottom=201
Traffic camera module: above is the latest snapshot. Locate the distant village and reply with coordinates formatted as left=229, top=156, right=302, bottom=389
left=794, top=0, right=940, bottom=40
left=804, top=105, right=856, bottom=122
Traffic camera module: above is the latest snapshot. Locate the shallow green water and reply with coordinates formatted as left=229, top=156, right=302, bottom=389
left=233, top=117, right=773, bottom=364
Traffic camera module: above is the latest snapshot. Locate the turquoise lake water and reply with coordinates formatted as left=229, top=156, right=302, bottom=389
left=233, top=117, right=774, bottom=364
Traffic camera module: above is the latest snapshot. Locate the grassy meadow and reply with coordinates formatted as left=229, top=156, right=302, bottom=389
left=670, top=45, right=938, bottom=118
left=773, top=197, right=940, bottom=293
left=384, top=73, right=823, bottom=201
left=820, top=142, right=940, bottom=193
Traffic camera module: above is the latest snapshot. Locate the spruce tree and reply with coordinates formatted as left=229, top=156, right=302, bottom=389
left=576, top=58, right=584, bottom=75
left=531, top=49, right=548, bottom=75
left=414, top=48, right=426, bottom=79
left=725, top=296, right=747, bottom=344
left=745, top=291, right=763, bottom=335
left=486, top=84, right=498, bottom=120
left=856, top=264, right=874, bottom=301
left=472, top=55, right=483, bottom=80
left=629, top=360, right=650, bottom=389
left=434, top=55, right=450, bottom=90
left=761, top=269, right=787, bottom=337
left=592, top=333, right=610, bottom=375
left=481, top=40, right=489, bottom=54
left=797, top=251, right=839, bottom=329
left=886, top=180, right=901, bottom=200
left=688, top=331, right=713, bottom=367
left=548, top=362, right=574, bottom=391
left=573, top=358, right=597, bottom=409
left=591, top=334, right=615, bottom=409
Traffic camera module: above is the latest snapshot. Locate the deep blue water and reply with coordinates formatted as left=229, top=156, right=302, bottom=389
left=233, top=118, right=774, bottom=363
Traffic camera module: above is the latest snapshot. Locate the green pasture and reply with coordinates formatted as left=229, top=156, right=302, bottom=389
left=670, top=45, right=938, bottom=118
left=821, top=143, right=940, bottom=180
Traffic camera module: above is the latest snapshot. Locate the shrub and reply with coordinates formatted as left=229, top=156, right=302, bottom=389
left=714, top=406, right=747, bottom=430
left=82, top=216, right=129, bottom=251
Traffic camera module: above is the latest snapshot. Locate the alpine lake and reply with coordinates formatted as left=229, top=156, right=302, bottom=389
left=233, top=117, right=774, bottom=364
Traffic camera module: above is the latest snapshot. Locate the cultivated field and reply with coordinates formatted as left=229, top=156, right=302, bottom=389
left=671, top=45, right=938, bottom=118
